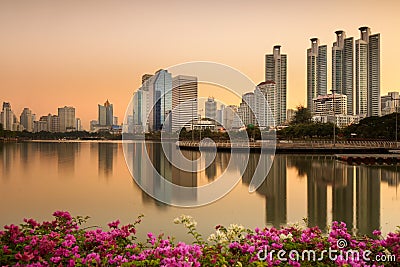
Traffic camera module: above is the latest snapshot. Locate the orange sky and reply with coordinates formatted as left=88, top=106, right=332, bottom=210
left=0, top=0, right=399, bottom=129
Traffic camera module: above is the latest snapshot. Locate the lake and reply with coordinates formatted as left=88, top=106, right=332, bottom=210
left=0, top=141, right=399, bottom=243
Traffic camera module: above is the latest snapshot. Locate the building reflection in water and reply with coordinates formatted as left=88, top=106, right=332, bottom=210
left=129, top=142, right=199, bottom=206
left=242, top=153, right=286, bottom=228
left=57, top=143, right=79, bottom=176
left=125, top=142, right=397, bottom=235
left=356, top=167, right=380, bottom=236
left=332, top=161, right=354, bottom=231
left=98, top=143, right=115, bottom=178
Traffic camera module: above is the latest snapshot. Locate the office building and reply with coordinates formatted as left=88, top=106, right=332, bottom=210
left=205, top=97, right=217, bottom=121
left=98, top=100, right=113, bottom=127
left=20, top=108, right=34, bottom=132
left=172, top=75, right=198, bottom=132
left=133, top=70, right=172, bottom=132
left=355, top=26, right=380, bottom=117
left=312, top=94, right=347, bottom=116
left=266, top=45, right=287, bottom=125
left=332, top=31, right=354, bottom=115
left=58, top=106, right=76, bottom=132
left=307, top=38, right=327, bottom=110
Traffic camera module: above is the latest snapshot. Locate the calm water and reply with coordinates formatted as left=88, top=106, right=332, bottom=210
left=0, top=141, right=399, bottom=242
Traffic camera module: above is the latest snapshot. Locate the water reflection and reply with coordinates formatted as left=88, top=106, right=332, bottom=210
left=1, top=142, right=399, bottom=237
left=57, top=143, right=79, bottom=176
left=98, top=143, right=115, bottom=177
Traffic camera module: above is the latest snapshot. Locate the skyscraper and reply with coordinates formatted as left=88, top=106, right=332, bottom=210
left=134, top=70, right=172, bottom=132
left=172, top=75, right=198, bottom=132
left=255, top=81, right=276, bottom=128
left=307, top=38, right=327, bottom=111
left=355, top=26, right=380, bottom=117
left=20, top=108, right=34, bottom=132
left=0, top=102, right=21, bottom=131
left=58, top=106, right=76, bottom=132
left=98, top=100, right=114, bottom=127
left=265, top=45, right=287, bottom=125
left=332, top=31, right=354, bottom=115
left=205, top=97, right=217, bottom=121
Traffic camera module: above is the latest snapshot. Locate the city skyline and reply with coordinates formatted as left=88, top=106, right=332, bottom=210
left=1, top=1, right=399, bottom=129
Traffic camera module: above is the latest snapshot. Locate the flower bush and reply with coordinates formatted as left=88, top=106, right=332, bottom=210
left=0, top=211, right=398, bottom=266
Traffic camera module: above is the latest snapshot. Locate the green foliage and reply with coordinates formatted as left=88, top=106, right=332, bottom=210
left=278, top=122, right=339, bottom=139
left=343, top=113, right=399, bottom=139
left=292, top=105, right=312, bottom=125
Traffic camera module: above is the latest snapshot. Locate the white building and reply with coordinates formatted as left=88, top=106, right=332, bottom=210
left=307, top=38, right=327, bottom=111
left=356, top=26, right=380, bottom=117
left=255, top=81, right=276, bottom=129
left=172, top=75, right=198, bottom=132
left=312, top=93, right=347, bottom=116
left=332, top=30, right=354, bottom=115
left=266, top=45, right=287, bottom=125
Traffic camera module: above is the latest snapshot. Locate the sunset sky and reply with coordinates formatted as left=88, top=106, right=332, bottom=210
left=1, top=0, right=399, bottom=129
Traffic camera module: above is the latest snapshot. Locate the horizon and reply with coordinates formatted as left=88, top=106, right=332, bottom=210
left=1, top=0, right=399, bottom=129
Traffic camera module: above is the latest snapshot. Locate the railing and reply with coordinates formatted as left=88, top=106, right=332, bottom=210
left=177, top=140, right=400, bottom=149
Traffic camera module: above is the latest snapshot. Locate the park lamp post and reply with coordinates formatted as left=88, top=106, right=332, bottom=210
left=391, top=96, right=400, bottom=148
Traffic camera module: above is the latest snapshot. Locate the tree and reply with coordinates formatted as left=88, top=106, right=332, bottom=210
left=292, top=105, right=312, bottom=125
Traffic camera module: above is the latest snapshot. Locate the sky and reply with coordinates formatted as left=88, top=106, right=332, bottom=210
left=0, top=0, right=399, bottom=129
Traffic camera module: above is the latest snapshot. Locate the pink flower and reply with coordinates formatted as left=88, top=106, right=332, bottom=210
left=107, top=219, right=120, bottom=229
left=373, top=230, right=381, bottom=236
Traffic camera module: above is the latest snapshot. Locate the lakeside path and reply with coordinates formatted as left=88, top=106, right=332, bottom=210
left=177, top=140, right=400, bottom=154
left=18, top=139, right=400, bottom=154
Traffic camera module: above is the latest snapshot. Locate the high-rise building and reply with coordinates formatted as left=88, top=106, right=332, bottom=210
left=238, top=92, right=256, bottom=126
left=58, top=106, right=76, bottom=132
left=76, top=118, right=82, bottom=131
left=266, top=45, right=287, bottom=125
left=172, top=75, right=198, bottom=132
left=20, top=108, right=34, bottom=132
left=0, top=102, right=21, bottom=131
left=255, top=81, right=276, bottom=128
left=205, top=97, right=217, bottom=121
left=133, top=70, right=172, bottom=132
left=98, top=100, right=113, bottom=127
left=307, top=38, right=327, bottom=110
left=355, top=26, right=380, bottom=117
left=151, top=70, right=172, bottom=131
left=332, top=31, right=354, bottom=115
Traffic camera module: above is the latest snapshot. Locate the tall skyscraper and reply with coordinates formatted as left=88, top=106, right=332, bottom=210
left=332, top=31, right=354, bottom=115
left=58, top=106, right=76, bottom=132
left=205, top=97, right=217, bottom=121
left=134, top=70, right=172, bottom=132
left=172, top=75, right=198, bottom=132
left=355, top=26, right=380, bottom=117
left=98, top=100, right=114, bottom=126
left=307, top=38, right=327, bottom=111
left=20, top=108, right=34, bottom=132
left=266, top=45, right=287, bottom=125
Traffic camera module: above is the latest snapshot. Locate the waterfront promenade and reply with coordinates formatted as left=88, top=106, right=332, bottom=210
left=177, top=140, right=400, bottom=154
